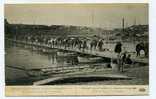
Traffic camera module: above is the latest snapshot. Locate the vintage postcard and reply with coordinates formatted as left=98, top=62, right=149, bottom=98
left=5, top=3, right=149, bottom=96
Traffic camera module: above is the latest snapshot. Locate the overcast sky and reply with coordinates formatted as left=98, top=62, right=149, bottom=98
left=5, top=4, right=148, bottom=29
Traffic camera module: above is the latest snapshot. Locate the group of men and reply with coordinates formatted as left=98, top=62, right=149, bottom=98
left=114, top=41, right=148, bottom=72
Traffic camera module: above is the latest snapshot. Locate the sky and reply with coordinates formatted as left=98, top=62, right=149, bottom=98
left=5, top=4, right=148, bottom=29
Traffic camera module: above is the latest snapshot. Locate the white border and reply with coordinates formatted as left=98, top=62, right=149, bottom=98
left=1, top=0, right=156, bottom=99
left=4, top=0, right=149, bottom=3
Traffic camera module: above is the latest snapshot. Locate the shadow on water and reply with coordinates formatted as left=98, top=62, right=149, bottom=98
left=6, top=76, right=131, bottom=85
left=6, top=77, right=34, bottom=85
left=44, top=76, right=131, bottom=85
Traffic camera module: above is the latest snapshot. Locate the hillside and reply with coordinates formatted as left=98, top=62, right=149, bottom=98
left=5, top=19, right=148, bottom=42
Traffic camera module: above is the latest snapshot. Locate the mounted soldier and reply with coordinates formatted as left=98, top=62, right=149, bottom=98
left=90, top=39, right=98, bottom=51
left=97, top=39, right=104, bottom=51
left=136, top=42, right=145, bottom=57
left=82, top=40, right=87, bottom=52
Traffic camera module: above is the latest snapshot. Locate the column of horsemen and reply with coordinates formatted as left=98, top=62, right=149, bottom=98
left=25, top=35, right=105, bottom=52
left=24, top=35, right=148, bottom=58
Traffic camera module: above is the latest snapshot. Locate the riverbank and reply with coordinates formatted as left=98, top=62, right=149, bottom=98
left=60, top=66, right=149, bottom=85
left=31, top=64, right=148, bottom=85
left=6, top=64, right=148, bottom=85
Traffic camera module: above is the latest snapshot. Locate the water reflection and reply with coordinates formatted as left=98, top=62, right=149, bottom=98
left=5, top=41, right=79, bottom=70
left=5, top=41, right=110, bottom=85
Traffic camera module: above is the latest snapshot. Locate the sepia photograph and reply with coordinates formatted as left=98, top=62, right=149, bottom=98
left=4, top=3, right=149, bottom=96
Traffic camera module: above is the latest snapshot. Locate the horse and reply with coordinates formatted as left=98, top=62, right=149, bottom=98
left=82, top=40, right=88, bottom=52
left=97, top=39, right=104, bottom=51
left=90, top=40, right=98, bottom=51
left=136, top=42, right=148, bottom=57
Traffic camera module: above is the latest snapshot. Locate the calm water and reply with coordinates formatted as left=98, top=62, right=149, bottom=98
left=5, top=44, right=77, bottom=69
left=5, top=41, right=80, bottom=84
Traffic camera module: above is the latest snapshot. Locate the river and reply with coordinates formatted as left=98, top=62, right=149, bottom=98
left=5, top=40, right=109, bottom=85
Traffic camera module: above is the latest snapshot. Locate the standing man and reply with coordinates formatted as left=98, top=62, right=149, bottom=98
left=114, top=42, right=122, bottom=55
left=114, top=42, right=123, bottom=72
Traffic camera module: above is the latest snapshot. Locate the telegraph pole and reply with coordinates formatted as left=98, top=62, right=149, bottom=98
left=122, top=18, right=125, bottom=33
left=122, top=18, right=125, bottom=41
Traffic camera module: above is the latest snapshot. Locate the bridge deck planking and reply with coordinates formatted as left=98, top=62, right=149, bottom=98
left=6, top=39, right=148, bottom=64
